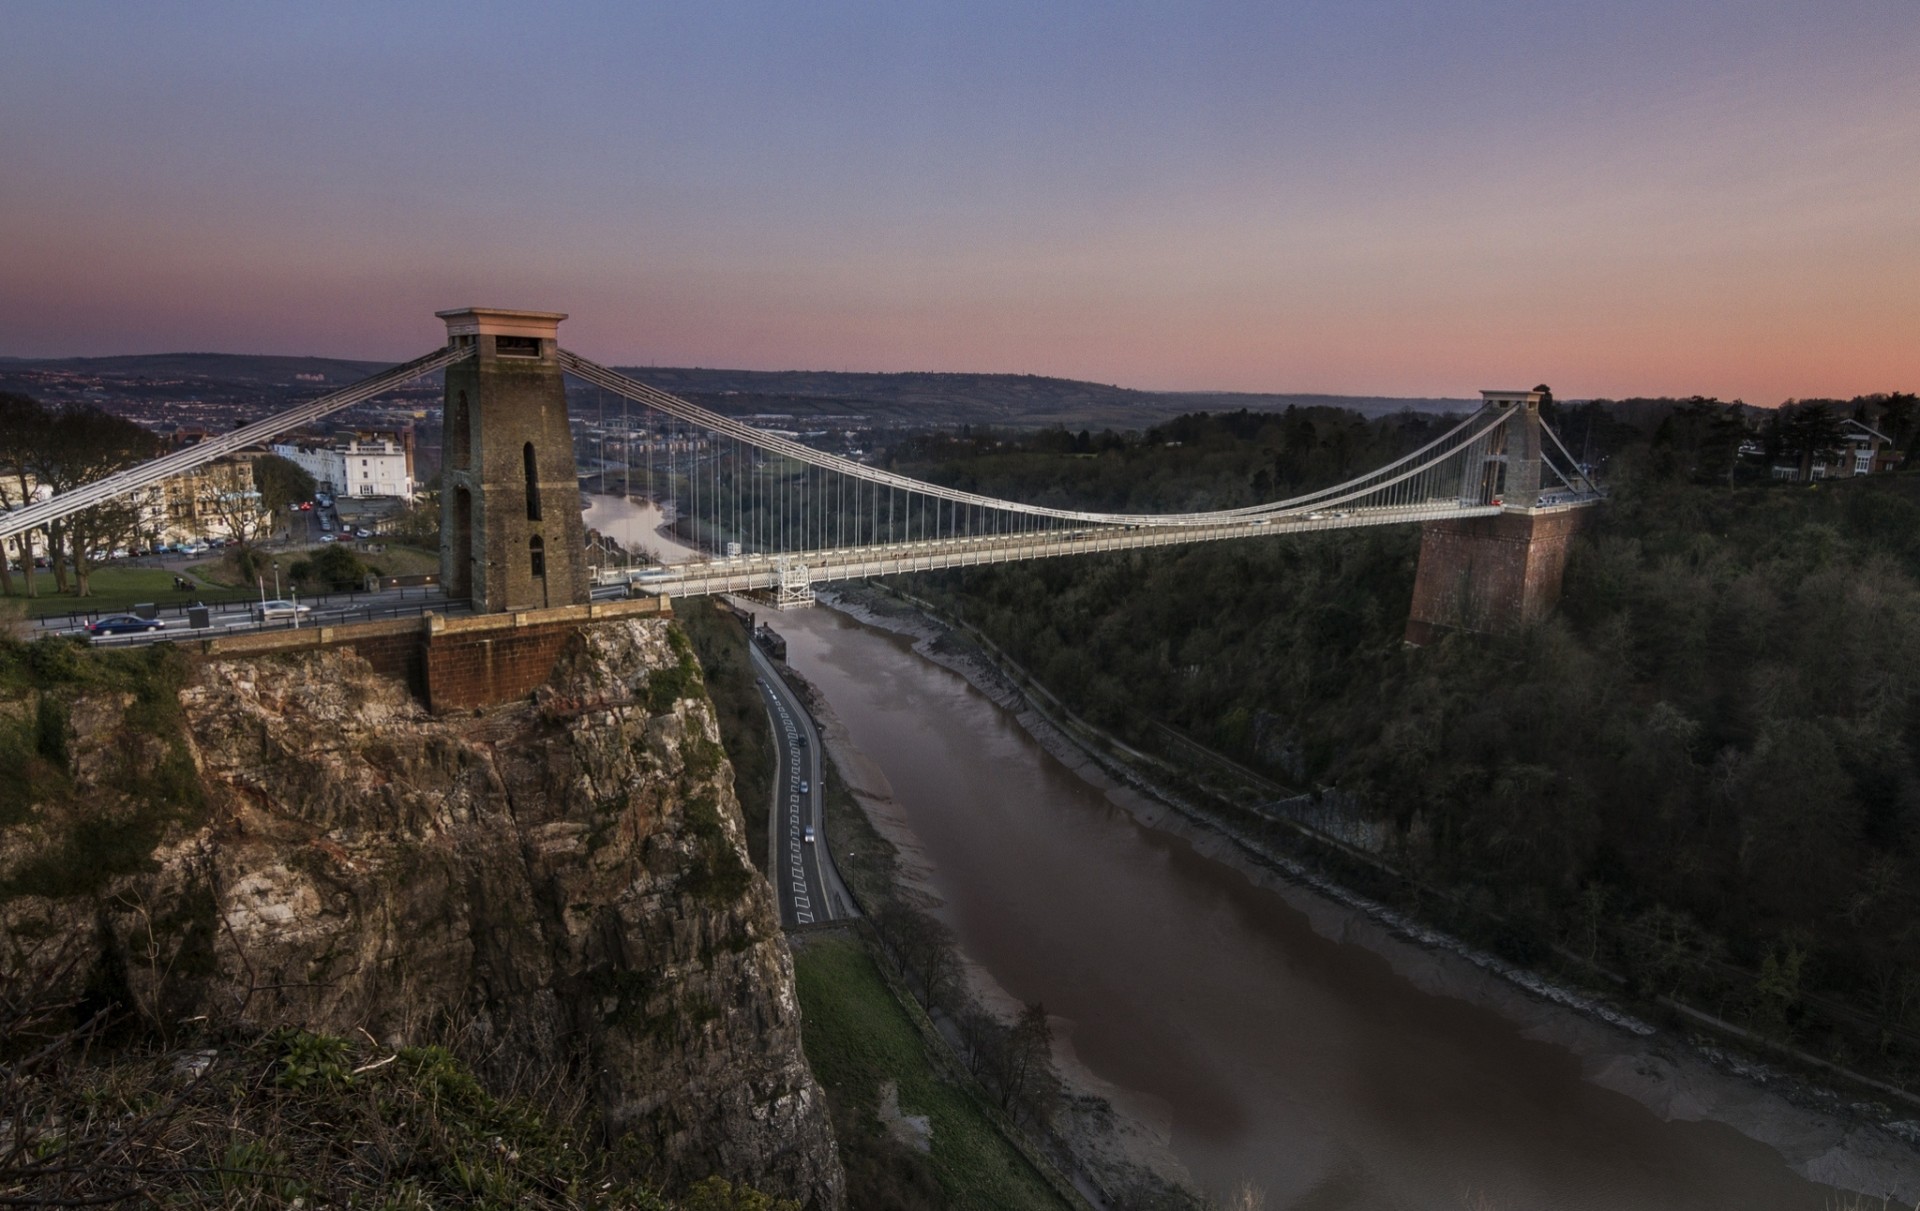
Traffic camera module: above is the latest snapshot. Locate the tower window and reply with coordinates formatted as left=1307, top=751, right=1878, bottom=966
left=529, top=535, right=546, bottom=578
left=523, top=442, right=542, bottom=520
left=496, top=335, right=540, bottom=358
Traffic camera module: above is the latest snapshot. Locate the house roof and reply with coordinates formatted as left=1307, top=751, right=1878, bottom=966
left=1842, top=417, right=1891, bottom=443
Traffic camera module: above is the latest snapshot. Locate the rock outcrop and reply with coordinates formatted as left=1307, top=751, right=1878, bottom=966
left=0, top=619, right=843, bottom=1207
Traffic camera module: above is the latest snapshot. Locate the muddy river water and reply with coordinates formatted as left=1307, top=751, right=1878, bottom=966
left=771, top=603, right=1851, bottom=1211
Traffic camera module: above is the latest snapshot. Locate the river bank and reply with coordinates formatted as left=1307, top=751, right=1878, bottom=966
left=808, top=585, right=1919, bottom=1205
left=773, top=634, right=1205, bottom=1209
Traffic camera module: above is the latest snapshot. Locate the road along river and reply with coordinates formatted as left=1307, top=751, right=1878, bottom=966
left=770, top=601, right=1905, bottom=1211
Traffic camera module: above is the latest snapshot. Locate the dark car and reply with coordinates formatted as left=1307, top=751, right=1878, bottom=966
left=86, top=615, right=165, bottom=637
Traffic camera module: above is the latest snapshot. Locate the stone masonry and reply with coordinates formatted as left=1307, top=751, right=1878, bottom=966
left=438, top=308, right=592, bottom=612
left=1403, top=508, right=1585, bottom=644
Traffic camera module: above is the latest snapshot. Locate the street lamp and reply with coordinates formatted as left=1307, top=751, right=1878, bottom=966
left=272, top=561, right=281, bottom=599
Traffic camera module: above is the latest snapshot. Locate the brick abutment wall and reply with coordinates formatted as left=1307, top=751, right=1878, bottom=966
left=193, top=597, right=670, bottom=710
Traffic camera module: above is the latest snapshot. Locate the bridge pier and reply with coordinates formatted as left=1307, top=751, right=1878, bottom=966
left=1404, top=508, right=1585, bottom=644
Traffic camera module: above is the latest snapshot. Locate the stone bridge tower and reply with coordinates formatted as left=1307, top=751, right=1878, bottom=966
left=437, top=308, right=591, bottom=612
left=1404, top=389, right=1585, bottom=644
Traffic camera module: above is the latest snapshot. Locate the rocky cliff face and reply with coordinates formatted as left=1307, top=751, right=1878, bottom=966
left=0, top=619, right=844, bottom=1207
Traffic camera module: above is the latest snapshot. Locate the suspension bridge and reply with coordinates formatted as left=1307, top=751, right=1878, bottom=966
left=0, top=308, right=1600, bottom=631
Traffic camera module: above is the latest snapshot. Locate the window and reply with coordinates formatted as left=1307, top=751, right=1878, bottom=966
left=529, top=535, right=546, bottom=577
left=496, top=335, right=540, bottom=358
left=523, top=442, right=542, bottom=520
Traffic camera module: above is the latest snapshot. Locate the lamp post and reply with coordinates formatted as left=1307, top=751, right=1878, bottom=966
left=272, top=561, right=281, bottom=600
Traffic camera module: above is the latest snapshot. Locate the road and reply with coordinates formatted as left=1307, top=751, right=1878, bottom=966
left=49, top=583, right=471, bottom=646
left=747, top=634, right=856, bottom=928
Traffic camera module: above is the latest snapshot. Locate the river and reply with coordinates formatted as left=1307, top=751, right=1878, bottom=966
left=771, top=603, right=1854, bottom=1211
left=582, top=494, right=701, bottom=565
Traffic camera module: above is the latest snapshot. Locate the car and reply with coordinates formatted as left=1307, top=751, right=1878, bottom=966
left=796, top=735, right=807, bottom=748
left=298, top=501, right=314, bottom=511
left=87, top=614, right=165, bottom=636
left=252, top=599, right=311, bottom=621
left=354, top=528, right=372, bottom=539
left=803, top=826, right=816, bottom=844
left=799, top=780, right=810, bottom=795
left=318, top=534, right=336, bottom=542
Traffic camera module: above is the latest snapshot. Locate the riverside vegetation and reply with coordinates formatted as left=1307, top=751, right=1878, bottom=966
left=881, top=397, right=1920, bottom=1101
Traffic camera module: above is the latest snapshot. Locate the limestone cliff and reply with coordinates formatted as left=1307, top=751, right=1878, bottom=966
left=0, top=619, right=844, bottom=1207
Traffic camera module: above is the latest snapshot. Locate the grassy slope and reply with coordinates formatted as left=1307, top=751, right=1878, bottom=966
left=793, top=935, right=1068, bottom=1211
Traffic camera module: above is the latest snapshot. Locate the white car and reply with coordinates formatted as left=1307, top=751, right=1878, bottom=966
left=803, top=826, right=816, bottom=844
left=253, top=599, right=311, bottom=621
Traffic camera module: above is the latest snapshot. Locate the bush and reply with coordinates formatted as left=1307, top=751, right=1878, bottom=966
left=302, top=543, right=367, bottom=590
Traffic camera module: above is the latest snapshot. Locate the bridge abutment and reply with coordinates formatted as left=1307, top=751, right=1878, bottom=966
left=1404, top=508, right=1585, bottom=644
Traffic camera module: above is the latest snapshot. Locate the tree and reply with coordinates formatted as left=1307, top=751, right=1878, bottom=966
left=1780, top=402, right=1845, bottom=479
left=996, top=1001, right=1057, bottom=1125
left=28, top=406, right=160, bottom=596
left=251, top=453, right=316, bottom=536
left=0, top=392, right=51, bottom=597
left=303, top=543, right=366, bottom=590
left=195, top=461, right=271, bottom=545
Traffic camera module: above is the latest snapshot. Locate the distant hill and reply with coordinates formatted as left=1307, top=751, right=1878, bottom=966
left=615, top=366, right=1476, bottom=429
left=0, top=351, right=1477, bottom=430
left=0, top=352, right=390, bottom=385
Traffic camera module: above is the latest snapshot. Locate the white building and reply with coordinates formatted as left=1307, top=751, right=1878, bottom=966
left=271, top=436, right=414, bottom=499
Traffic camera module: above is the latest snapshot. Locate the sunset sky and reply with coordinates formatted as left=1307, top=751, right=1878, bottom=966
left=2, top=1, right=1915, bottom=402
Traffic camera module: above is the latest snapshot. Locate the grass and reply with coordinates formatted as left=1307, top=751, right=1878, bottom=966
left=12, top=567, right=255, bottom=619
left=0, top=1020, right=723, bottom=1210
left=792, top=933, right=1069, bottom=1211
left=362, top=542, right=440, bottom=577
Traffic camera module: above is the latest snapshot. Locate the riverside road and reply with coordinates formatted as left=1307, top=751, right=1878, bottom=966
left=748, top=634, right=855, bottom=928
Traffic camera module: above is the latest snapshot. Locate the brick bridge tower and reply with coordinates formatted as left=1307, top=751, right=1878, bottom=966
left=1404, top=389, right=1585, bottom=644
left=437, top=308, right=591, bottom=612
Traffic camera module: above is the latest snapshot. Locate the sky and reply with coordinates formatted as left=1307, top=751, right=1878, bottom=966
left=1, top=1, right=1915, bottom=402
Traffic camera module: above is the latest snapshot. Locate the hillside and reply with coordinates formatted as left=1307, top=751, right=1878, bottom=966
left=0, top=351, right=1475, bottom=432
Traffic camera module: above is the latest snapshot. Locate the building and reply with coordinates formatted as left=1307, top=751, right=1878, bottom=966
left=132, top=459, right=271, bottom=545
left=1770, top=418, right=1904, bottom=481
left=1838, top=418, right=1902, bottom=476
left=271, top=433, right=414, bottom=499
left=2, top=458, right=269, bottom=564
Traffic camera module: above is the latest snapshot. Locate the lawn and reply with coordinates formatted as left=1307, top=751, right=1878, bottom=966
left=187, top=543, right=439, bottom=589
left=11, top=567, right=255, bottom=619
left=793, top=933, right=1070, bottom=1211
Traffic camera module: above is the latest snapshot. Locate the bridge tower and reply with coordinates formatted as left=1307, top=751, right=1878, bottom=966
left=1404, top=389, right=1584, bottom=644
left=436, top=308, right=591, bottom=612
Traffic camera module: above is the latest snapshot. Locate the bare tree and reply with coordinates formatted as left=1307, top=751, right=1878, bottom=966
left=195, top=460, right=271, bottom=546
left=0, top=392, right=50, bottom=597
left=27, top=406, right=160, bottom=597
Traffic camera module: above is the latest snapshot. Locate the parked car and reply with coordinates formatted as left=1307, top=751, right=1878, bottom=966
left=354, top=528, right=372, bottom=539
left=87, top=614, right=165, bottom=637
left=252, top=599, right=311, bottom=621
